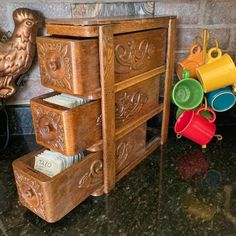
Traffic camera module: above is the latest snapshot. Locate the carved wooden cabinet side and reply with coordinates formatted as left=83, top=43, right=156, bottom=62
left=12, top=16, right=176, bottom=223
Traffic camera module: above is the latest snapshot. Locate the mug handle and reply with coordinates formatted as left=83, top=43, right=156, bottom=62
left=213, top=37, right=219, bottom=49
left=203, top=96, right=208, bottom=110
left=207, top=47, right=222, bottom=64
left=190, top=44, right=202, bottom=56
left=193, top=35, right=202, bottom=45
left=196, top=106, right=216, bottom=123
left=232, top=84, right=236, bottom=95
left=176, top=134, right=182, bottom=139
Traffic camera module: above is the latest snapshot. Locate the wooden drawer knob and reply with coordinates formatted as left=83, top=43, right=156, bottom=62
left=38, top=116, right=57, bottom=140
left=49, top=61, right=59, bottom=71
left=19, top=182, right=39, bottom=208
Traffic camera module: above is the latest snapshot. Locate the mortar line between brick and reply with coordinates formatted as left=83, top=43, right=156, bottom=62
left=175, top=50, right=189, bottom=53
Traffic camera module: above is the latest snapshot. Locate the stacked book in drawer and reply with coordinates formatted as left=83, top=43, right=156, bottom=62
left=12, top=16, right=175, bottom=223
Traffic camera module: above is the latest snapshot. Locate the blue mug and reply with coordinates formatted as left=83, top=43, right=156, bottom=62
left=206, top=87, right=236, bottom=112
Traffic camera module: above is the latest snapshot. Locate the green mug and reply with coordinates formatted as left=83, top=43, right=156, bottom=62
left=172, top=72, right=204, bottom=110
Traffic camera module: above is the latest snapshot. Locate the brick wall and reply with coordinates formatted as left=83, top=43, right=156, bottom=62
left=0, top=0, right=235, bottom=134
left=155, top=0, right=236, bottom=73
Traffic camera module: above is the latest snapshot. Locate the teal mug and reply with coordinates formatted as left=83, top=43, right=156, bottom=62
left=206, top=87, right=236, bottom=112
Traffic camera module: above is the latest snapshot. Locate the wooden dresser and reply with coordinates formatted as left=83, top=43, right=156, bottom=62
left=12, top=16, right=176, bottom=223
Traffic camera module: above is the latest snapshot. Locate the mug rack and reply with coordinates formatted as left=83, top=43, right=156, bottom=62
left=12, top=16, right=176, bottom=222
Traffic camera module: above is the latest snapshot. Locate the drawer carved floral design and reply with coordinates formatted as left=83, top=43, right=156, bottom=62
left=115, top=91, right=148, bottom=122
left=78, top=159, right=103, bottom=189
left=14, top=170, right=46, bottom=219
left=114, top=29, right=166, bottom=77
left=95, top=90, right=148, bottom=126
left=31, top=105, right=65, bottom=152
left=116, top=141, right=133, bottom=170
left=115, top=39, right=155, bottom=72
left=37, top=41, right=73, bottom=90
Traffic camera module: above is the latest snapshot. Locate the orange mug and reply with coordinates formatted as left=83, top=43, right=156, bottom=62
left=176, top=45, right=205, bottom=79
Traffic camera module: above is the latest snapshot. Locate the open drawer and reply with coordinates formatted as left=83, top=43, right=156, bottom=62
left=31, top=77, right=159, bottom=155
left=13, top=123, right=146, bottom=223
left=12, top=149, right=103, bottom=223
left=37, top=28, right=166, bottom=98
left=31, top=92, right=102, bottom=156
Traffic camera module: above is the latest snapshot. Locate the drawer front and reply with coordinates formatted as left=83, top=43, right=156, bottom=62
left=115, top=77, right=160, bottom=128
left=31, top=93, right=102, bottom=156
left=114, top=28, right=167, bottom=81
left=31, top=102, right=66, bottom=152
left=37, top=29, right=166, bottom=96
left=13, top=149, right=103, bottom=223
left=116, top=123, right=146, bottom=174
left=37, top=37, right=100, bottom=97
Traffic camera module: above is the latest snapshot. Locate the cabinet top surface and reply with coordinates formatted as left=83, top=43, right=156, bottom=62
left=46, top=15, right=176, bottom=26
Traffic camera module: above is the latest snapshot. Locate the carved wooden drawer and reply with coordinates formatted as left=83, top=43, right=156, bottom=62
left=31, top=77, right=159, bottom=156
left=115, top=76, right=160, bottom=129
left=12, top=123, right=146, bottom=223
left=30, top=92, right=102, bottom=156
left=37, top=37, right=100, bottom=99
left=12, top=149, right=103, bottom=223
left=116, top=123, right=146, bottom=174
left=37, top=29, right=166, bottom=98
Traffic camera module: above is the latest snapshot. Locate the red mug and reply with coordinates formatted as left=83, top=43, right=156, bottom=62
left=174, top=107, right=216, bottom=145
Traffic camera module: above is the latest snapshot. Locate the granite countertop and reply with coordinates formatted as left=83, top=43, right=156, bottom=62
left=1, top=126, right=236, bottom=235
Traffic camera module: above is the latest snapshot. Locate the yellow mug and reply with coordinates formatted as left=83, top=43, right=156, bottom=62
left=196, top=48, right=236, bottom=93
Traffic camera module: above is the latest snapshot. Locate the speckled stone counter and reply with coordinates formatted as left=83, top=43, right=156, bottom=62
left=1, top=126, right=236, bottom=235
